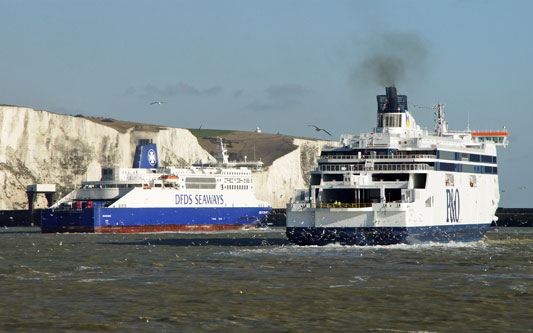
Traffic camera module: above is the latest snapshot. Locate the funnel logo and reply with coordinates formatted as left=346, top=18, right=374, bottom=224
left=147, top=149, right=157, bottom=166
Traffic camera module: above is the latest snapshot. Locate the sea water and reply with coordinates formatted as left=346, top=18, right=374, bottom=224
left=0, top=227, right=531, bottom=332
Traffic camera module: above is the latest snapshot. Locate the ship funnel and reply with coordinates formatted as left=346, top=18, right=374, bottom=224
left=377, top=86, right=408, bottom=114
left=386, top=87, right=398, bottom=111
left=133, top=139, right=159, bottom=169
left=376, top=87, right=409, bottom=129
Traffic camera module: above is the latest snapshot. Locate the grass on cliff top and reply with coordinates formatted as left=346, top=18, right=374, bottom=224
left=188, top=129, right=234, bottom=138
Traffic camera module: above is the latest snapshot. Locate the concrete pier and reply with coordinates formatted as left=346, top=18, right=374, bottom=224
left=25, top=184, right=56, bottom=226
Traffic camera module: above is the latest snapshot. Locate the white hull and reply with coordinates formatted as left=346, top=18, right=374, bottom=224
left=288, top=172, right=498, bottom=229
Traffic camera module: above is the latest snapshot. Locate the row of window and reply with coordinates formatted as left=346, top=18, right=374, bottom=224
left=185, top=177, right=216, bottom=183
left=225, top=185, right=249, bottom=190
left=476, top=136, right=506, bottom=144
left=223, top=171, right=248, bottom=176
left=82, top=183, right=138, bottom=189
left=322, top=149, right=497, bottom=165
left=185, top=184, right=217, bottom=189
left=224, top=178, right=251, bottom=183
left=437, top=150, right=497, bottom=164
left=436, top=162, right=498, bottom=174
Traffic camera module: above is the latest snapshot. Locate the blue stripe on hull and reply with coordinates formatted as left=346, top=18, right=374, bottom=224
left=286, top=224, right=492, bottom=246
left=42, top=207, right=271, bottom=233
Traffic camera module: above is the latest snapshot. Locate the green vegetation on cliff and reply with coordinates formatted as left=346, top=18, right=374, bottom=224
left=188, top=129, right=235, bottom=138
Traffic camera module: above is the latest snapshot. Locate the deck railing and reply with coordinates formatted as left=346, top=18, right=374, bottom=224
left=315, top=163, right=432, bottom=172
left=318, top=202, right=373, bottom=208
left=319, top=154, right=435, bottom=160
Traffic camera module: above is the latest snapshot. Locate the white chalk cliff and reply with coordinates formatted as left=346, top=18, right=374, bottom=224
left=253, top=138, right=332, bottom=208
left=0, top=106, right=336, bottom=209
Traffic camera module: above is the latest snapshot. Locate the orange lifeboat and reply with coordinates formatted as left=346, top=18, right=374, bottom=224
left=160, top=175, right=178, bottom=181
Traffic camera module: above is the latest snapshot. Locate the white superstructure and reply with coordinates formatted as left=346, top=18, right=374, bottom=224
left=286, top=87, right=508, bottom=245
left=52, top=164, right=269, bottom=209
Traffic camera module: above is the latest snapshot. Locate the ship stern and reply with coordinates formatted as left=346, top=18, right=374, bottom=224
left=286, top=203, right=410, bottom=245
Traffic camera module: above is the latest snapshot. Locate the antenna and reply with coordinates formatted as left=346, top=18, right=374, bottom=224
left=409, top=102, right=448, bottom=136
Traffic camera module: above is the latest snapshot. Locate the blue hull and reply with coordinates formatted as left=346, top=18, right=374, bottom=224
left=42, top=207, right=271, bottom=233
left=286, top=224, right=492, bottom=246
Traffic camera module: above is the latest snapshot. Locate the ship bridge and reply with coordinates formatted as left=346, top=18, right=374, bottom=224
left=471, top=131, right=509, bottom=147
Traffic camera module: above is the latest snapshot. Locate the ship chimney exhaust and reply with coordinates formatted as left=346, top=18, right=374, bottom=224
left=377, top=86, right=407, bottom=114
left=386, top=86, right=398, bottom=112
left=376, top=87, right=409, bottom=128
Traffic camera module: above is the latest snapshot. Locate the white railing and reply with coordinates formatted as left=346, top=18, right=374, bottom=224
left=319, top=154, right=435, bottom=160
left=319, top=202, right=373, bottom=208
left=315, top=163, right=432, bottom=172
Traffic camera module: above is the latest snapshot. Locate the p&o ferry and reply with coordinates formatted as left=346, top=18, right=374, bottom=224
left=41, top=139, right=271, bottom=233
left=286, top=87, right=508, bottom=245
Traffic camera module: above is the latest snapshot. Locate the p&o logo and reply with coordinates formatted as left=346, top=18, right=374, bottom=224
left=446, top=188, right=460, bottom=223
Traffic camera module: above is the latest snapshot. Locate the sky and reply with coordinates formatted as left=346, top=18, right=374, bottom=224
left=0, top=0, right=532, bottom=207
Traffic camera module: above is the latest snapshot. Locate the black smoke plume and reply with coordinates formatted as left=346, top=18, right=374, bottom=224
left=352, top=32, right=429, bottom=87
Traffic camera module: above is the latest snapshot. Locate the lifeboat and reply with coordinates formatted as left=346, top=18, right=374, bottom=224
left=160, top=175, right=178, bottom=182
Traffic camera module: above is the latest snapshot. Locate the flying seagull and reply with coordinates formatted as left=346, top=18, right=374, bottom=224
left=150, top=101, right=165, bottom=105
left=308, top=125, right=332, bottom=136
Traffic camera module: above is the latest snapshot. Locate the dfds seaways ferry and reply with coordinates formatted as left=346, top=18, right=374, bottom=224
left=286, top=87, right=508, bottom=245
left=41, top=139, right=271, bottom=233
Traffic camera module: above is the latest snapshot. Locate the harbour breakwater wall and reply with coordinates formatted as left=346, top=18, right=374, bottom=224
left=0, top=105, right=334, bottom=210
left=2, top=208, right=531, bottom=228
left=494, top=208, right=533, bottom=227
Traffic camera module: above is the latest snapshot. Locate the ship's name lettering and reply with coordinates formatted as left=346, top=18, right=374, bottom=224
left=175, top=194, right=224, bottom=205
left=446, top=188, right=460, bottom=223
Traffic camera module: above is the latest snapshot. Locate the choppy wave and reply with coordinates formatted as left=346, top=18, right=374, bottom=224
left=78, top=278, right=118, bottom=283
left=225, top=239, right=490, bottom=258
left=0, top=227, right=530, bottom=332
